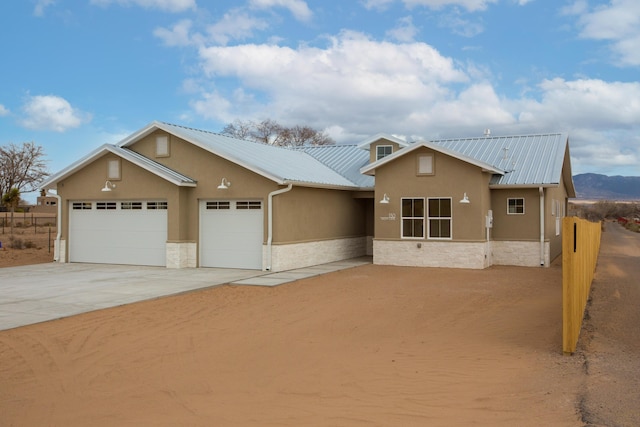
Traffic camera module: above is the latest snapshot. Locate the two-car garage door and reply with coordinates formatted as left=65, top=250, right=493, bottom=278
left=69, top=201, right=168, bottom=266
left=68, top=199, right=264, bottom=269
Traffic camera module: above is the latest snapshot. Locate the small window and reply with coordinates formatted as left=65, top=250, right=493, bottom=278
left=96, top=202, right=117, bottom=210
left=507, top=198, right=525, bottom=215
left=121, top=202, right=143, bottom=210
left=206, top=201, right=230, bottom=210
left=156, top=135, right=170, bottom=157
left=107, top=159, right=121, bottom=180
left=376, top=145, right=393, bottom=161
left=428, top=198, right=452, bottom=239
left=147, top=201, right=168, bottom=210
left=417, top=154, right=434, bottom=175
left=236, top=201, right=262, bottom=210
left=72, top=202, right=92, bottom=210
left=401, top=198, right=425, bottom=239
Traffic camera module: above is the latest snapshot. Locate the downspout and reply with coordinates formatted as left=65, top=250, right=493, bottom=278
left=266, top=183, right=293, bottom=271
left=539, top=187, right=545, bottom=266
left=47, top=189, right=62, bottom=262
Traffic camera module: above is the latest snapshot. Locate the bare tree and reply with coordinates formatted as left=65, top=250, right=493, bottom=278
left=0, top=142, right=49, bottom=203
left=221, top=119, right=334, bottom=147
left=1, top=188, right=20, bottom=234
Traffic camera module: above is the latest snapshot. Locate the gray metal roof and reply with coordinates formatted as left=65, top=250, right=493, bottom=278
left=426, top=133, right=569, bottom=187
left=297, top=145, right=374, bottom=188
left=143, top=122, right=363, bottom=188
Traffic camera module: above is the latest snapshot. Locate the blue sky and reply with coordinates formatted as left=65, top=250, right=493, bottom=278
left=1, top=0, right=639, bottom=201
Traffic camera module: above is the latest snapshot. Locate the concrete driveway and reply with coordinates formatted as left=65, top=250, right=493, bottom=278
left=0, top=258, right=370, bottom=331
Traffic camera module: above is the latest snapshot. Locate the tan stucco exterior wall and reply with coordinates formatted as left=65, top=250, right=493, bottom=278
left=490, top=188, right=541, bottom=241
left=367, top=139, right=405, bottom=163
left=272, top=186, right=368, bottom=244
left=373, top=148, right=493, bottom=242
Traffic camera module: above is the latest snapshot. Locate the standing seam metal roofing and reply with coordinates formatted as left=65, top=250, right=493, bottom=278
left=425, top=133, right=569, bottom=186
left=296, top=145, right=374, bottom=188
left=156, top=122, right=364, bottom=188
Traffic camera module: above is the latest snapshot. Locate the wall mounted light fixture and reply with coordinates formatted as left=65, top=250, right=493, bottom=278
left=459, top=192, right=470, bottom=204
left=101, top=181, right=116, bottom=192
left=217, top=178, right=231, bottom=190
left=379, top=193, right=390, bottom=204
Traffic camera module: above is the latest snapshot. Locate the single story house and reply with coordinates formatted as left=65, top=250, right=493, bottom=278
left=41, top=121, right=575, bottom=270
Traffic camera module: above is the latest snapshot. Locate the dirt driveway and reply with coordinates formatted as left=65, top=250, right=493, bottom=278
left=0, top=222, right=638, bottom=426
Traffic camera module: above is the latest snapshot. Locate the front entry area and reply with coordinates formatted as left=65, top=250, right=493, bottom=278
left=68, top=200, right=168, bottom=266
left=199, top=200, right=264, bottom=269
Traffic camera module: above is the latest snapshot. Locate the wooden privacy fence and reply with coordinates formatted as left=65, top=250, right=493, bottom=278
left=562, top=216, right=601, bottom=355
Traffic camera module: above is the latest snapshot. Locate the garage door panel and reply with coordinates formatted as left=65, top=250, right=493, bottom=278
left=69, top=201, right=167, bottom=266
left=200, top=200, right=263, bottom=269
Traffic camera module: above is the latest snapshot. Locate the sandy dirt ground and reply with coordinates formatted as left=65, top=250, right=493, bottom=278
left=0, top=227, right=56, bottom=268
left=576, top=221, right=640, bottom=426
left=0, top=222, right=637, bottom=426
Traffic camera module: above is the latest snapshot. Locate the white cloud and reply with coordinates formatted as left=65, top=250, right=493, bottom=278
left=154, top=19, right=194, bottom=46
left=0, top=104, right=9, bottom=116
left=402, top=0, right=498, bottom=12
left=90, top=0, right=196, bottom=13
left=207, top=9, right=269, bottom=45
left=438, top=11, right=484, bottom=37
left=249, top=0, right=313, bottom=22
left=20, top=95, right=91, bottom=132
left=361, top=0, right=395, bottom=11
left=34, top=0, right=55, bottom=17
left=386, top=16, right=419, bottom=42
left=575, top=0, right=640, bottom=66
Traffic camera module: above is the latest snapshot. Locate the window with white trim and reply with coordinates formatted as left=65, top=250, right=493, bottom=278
left=96, top=202, right=117, bottom=210
left=107, top=159, right=121, bottom=180
left=376, top=145, right=392, bottom=161
left=507, top=198, right=525, bottom=215
left=72, top=202, right=92, bottom=210
left=147, top=201, right=168, bottom=210
left=428, top=198, right=452, bottom=239
left=206, top=201, right=230, bottom=210
left=401, top=198, right=425, bottom=239
left=236, top=201, right=262, bottom=210
left=121, top=202, right=143, bottom=210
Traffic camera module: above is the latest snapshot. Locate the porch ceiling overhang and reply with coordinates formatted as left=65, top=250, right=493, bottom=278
left=39, top=144, right=197, bottom=190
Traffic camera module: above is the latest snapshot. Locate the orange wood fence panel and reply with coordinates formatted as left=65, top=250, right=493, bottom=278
left=562, top=217, right=601, bottom=355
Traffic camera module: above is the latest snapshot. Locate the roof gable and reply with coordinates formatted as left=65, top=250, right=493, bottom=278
left=356, top=133, right=409, bottom=150
left=360, top=140, right=505, bottom=176
left=41, top=144, right=197, bottom=189
left=361, top=133, right=572, bottom=190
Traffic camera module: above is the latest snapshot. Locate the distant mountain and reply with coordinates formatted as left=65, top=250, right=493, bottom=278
left=573, top=173, right=640, bottom=200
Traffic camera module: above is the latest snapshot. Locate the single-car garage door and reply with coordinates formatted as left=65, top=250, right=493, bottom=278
left=200, top=200, right=263, bottom=269
left=69, top=200, right=168, bottom=266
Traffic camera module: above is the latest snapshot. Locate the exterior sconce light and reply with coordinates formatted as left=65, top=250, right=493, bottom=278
left=217, top=178, right=231, bottom=190
left=379, top=193, right=390, bottom=204
left=459, top=192, right=470, bottom=204
left=101, top=181, right=116, bottom=192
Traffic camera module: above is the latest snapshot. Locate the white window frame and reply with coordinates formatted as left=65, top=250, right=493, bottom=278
left=507, top=197, right=525, bottom=215
left=376, top=145, right=393, bottom=161
left=401, top=197, right=425, bottom=239
left=427, top=197, right=452, bottom=240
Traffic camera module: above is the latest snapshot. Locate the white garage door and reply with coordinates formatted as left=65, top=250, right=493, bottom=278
left=69, top=201, right=168, bottom=266
left=200, top=200, right=263, bottom=269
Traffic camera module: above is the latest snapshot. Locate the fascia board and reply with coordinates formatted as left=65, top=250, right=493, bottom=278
left=40, top=144, right=115, bottom=189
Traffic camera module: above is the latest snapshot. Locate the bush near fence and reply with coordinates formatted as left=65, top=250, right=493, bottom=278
left=562, top=216, right=602, bottom=355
